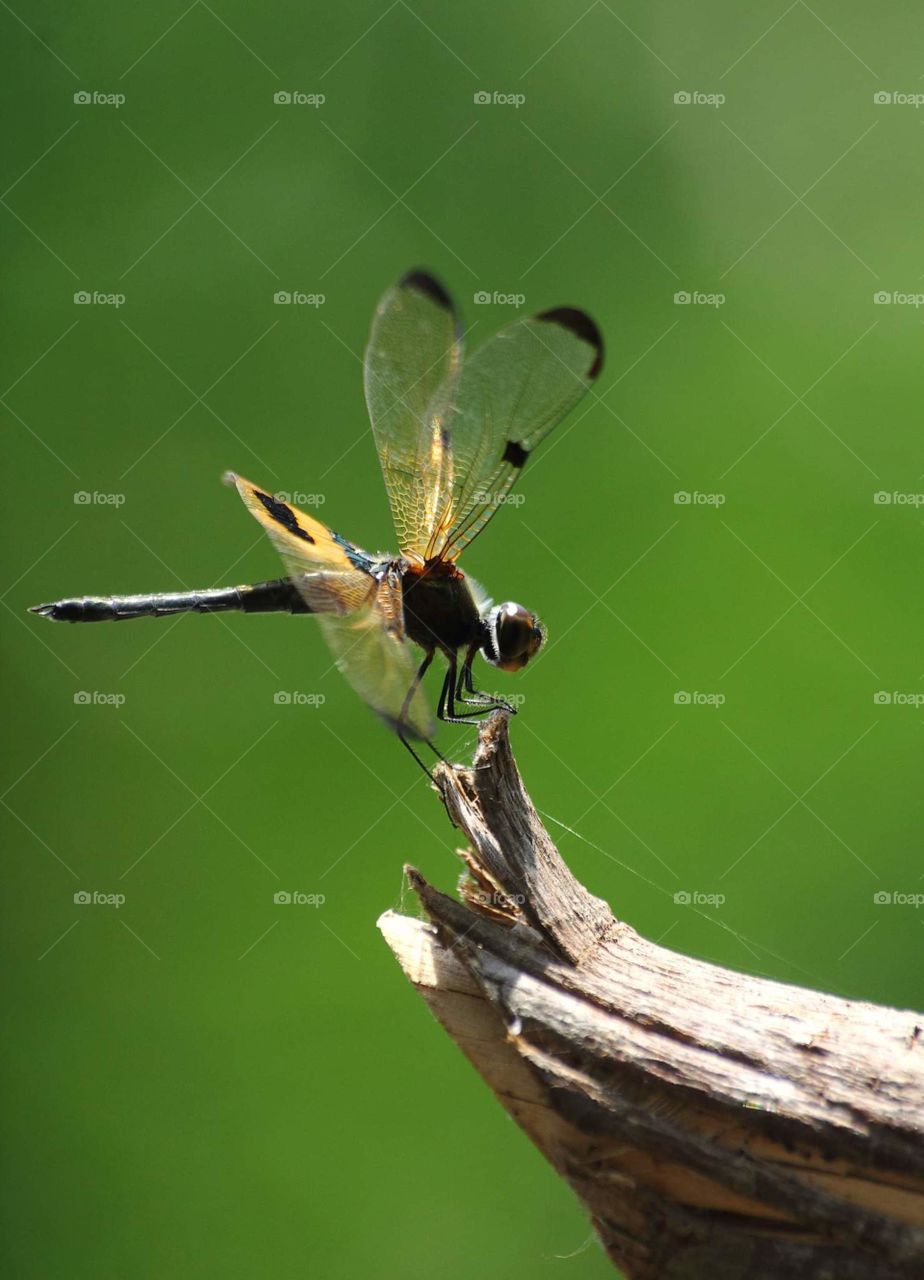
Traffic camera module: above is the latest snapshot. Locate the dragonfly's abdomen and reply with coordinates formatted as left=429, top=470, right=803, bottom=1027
left=31, top=580, right=312, bottom=622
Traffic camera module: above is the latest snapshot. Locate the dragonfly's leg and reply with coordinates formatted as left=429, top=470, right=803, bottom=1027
left=437, top=653, right=498, bottom=723
left=397, top=650, right=444, bottom=774
left=397, top=733, right=436, bottom=775
left=456, top=644, right=517, bottom=715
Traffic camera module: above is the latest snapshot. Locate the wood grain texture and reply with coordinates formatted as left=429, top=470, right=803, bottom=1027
left=379, top=713, right=924, bottom=1279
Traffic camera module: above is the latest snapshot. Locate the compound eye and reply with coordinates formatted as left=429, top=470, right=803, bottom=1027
left=489, top=602, right=545, bottom=672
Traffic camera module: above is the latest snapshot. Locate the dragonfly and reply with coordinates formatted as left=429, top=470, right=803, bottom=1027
left=31, top=269, right=603, bottom=769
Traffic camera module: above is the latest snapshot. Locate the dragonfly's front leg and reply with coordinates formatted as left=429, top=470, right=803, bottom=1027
left=455, top=644, right=517, bottom=715
left=438, top=651, right=513, bottom=723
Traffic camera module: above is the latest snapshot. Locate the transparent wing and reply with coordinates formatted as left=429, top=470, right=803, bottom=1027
left=428, top=308, right=603, bottom=561
left=293, top=569, right=376, bottom=615
left=364, top=269, right=463, bottom=559
left=318, top=575, right=435, bottom=741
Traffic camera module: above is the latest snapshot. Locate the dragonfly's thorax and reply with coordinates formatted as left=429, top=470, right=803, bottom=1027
left=399, top=559, right=483, bottom=656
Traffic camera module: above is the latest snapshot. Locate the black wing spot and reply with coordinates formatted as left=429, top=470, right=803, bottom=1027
left=502, top=440, right=529, bottom=469
left=253, top=490, right=315, bottom=544
left=400, top=268, right=454, bottom=313
left=537, top=307, right=604, bottom=379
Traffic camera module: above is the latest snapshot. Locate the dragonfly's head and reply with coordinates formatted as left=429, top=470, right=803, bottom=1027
left=481, top=602, right=545, bottom=673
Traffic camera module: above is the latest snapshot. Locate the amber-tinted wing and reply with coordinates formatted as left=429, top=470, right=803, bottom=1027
left=226, top=473, right=433, bottom=739
left=364, top=269, right=463, bottom=559
left=428, top=308, right=603, bottom=561
left=224, top=472, right=368, bottom=575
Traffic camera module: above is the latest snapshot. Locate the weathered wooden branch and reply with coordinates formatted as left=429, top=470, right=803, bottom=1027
left=378, top=713, right=924, bottom=1280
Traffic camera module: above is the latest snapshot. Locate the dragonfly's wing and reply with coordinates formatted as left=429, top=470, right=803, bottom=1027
left=226, top=472, right=433, bottom=739
left=225, top=470, right=375, bottom=575
left=318, top=574, right=435, bottom=741
left=429, top=308, right=603, bottom=561
left=364, top=269, right=463, bottom=559
left=226, top=468, right=376, bottom=614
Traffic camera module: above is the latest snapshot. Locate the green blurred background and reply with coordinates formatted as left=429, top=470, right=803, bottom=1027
left=2, top=3, right=922, bottom=1276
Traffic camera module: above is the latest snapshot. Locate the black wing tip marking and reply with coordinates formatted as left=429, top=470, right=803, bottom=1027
left=537, top=307, right=604, bottom=379
left=399, top=268, right=454, bottom=313
left=502, top=440, right=529, bottom=469
left=253, top=489, right=316, bottom=545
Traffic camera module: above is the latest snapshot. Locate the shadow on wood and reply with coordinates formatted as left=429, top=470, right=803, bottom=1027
left=378, top=713, right=924, bottom=1280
